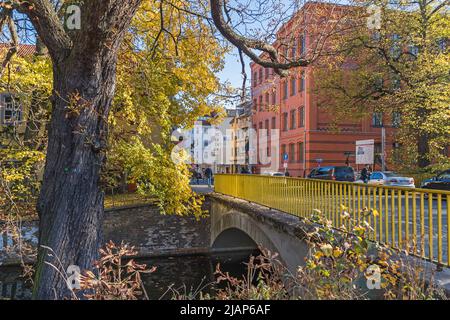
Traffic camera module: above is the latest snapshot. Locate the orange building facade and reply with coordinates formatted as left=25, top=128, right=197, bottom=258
left=250, top=2, right=399, bottom=177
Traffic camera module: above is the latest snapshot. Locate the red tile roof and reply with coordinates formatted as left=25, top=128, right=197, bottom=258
left=0, top=43, right=37, bottom=56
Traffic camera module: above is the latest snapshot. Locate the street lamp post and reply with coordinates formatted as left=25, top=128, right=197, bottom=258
left=381, top=126, right=386, bottom=171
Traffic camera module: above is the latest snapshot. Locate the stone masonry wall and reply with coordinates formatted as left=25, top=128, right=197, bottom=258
left=103, top=202, right=211, bottom=257
left=0, top=200, right=211, bottom=266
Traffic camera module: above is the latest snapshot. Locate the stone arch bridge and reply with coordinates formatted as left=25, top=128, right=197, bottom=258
left=208, top=193, right=313, bottom=272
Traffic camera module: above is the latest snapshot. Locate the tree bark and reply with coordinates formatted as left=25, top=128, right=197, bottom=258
left=33, top=48, right=118, bottom=299
left=13, top=0, right=143, bottom=300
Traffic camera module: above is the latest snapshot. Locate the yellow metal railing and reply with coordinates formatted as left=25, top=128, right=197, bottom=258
left=214, top=174, right=450, bottom=267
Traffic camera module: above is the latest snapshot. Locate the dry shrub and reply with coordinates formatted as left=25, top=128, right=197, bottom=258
left=214, top=249, right=290, bottom=300
left=80, top=241, right=156, bottom=300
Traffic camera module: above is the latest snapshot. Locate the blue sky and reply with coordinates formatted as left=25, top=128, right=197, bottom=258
left=217, top=48, right=251, bottom=90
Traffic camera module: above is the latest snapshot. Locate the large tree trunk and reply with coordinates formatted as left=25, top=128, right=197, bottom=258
left=17, top=0, right=144, bottom=300
left=34, top=49, right=118, bottom=299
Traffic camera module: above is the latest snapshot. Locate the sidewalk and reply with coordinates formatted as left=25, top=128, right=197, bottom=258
left=191, top=185, right=214, bottom=194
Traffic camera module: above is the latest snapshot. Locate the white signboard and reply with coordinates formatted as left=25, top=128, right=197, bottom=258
left=356, top=139, right=374, bottom=165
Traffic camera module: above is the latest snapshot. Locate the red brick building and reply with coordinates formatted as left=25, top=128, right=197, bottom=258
left=251, top=2, right=399, bottom=177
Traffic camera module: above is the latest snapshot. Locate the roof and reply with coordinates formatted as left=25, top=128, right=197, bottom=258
left=0, top=44, right=37, bottom=57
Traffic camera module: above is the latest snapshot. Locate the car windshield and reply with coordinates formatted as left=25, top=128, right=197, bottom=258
left=318, top=167, right=332, bottom=174
left=438, top=171, right=450, bottom=180
left=335, top=167, right=354, bottom=175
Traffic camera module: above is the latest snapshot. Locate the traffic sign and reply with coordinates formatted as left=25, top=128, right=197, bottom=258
left=283, top=153, right=288, bottom=161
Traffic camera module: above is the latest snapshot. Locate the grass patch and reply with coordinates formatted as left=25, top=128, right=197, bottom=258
left=104, top=193, right=156, bottom=209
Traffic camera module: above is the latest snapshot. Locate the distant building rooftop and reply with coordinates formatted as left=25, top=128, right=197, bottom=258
left=0, top=43, right=37, bottom=57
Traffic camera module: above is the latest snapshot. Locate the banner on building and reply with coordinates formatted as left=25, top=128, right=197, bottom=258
left=355, top=139, right=374, bottom=165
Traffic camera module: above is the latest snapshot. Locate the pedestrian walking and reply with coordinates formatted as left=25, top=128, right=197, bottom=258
left=194, top=166, right=202, bottom=185
left=361, top=164, right=370, bottom=183
left=204, top=167, right=213, bottom=187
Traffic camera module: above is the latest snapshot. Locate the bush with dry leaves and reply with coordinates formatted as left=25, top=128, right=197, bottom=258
left=79, top=241, right=156, bottom=300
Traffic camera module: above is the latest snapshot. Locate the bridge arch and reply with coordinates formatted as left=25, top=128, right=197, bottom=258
left=211, top=227, right=258, bottom=251
left=211, top=210, right=280, bottom=254
left=210, top=203, right=309, bottom=272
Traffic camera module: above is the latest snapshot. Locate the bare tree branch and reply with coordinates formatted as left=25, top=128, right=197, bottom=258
left=0, top=8, right=19, bottom=78
left=210, top=0, right=310, bottom=76
left=12, top=0, right=72, bottom=61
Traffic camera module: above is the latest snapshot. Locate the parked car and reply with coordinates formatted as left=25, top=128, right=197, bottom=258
left=261, top=172, right=285, bottom=177
left=420, top=170, right=450, bottom=191
left=356, top=171, right=415, bottom=188
left=307, top=166, right=355, bottom=182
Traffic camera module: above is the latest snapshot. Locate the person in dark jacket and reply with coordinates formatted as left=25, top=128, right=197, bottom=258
left=361, top=165, right=370, bottom=183
left=204, top=167, right=213, bottom=187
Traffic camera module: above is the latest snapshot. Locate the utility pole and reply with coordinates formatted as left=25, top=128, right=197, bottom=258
left=381, top=126, right=386, bottom=171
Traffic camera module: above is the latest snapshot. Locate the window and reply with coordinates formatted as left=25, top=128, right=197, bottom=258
left=390, top=34, right=401, bottom=58
left=282, top=112, right=288, bottom=131
left=392, top=112, right=401, bottom=127
left=299, top=34, right=306, bottom=55
left=290, top=77, right=296, bottom=96
left=289, top=143, right=295, bottom=163
left=265, top=119, right=269, bottom=136
left=259, top=95, right=263, bottom=111
left=291, top=41, right=297, bottom=58
left=298, top=106, right=305, bottom=127
left=437, top=38, right=447, bottom=52
left=374, top=77, right=383, bottom=91
left=265, top=68, right=269, bottom=79
left=271, top=91, right=276, bottom=105
left=259, top=122, right=263, bottom=130
left=259, top=68, right=263, bottom=84
left=309, top=168, right=318, bottom=177
left=271, top=117, right=276, bottom=129
left=290, top=109, right=296, bottom=129
left=392, top=141, right=401, bottom=163
left=283, top=82, right=288, bottom=100
left=253, top=98, right=257, bottom=110
left=372, top=112, right=383, bottom=127
left=437, top=170, right=450, bottom=180
left=370, top=172, right=383, bottom=180
left=318, top=167, right=333, bottom=175
left=374, top=143, right=382, bottom=165
left=299, top=71, right=305, bottom=92
left=372, top=31, right=381, bottom=42
left=391, top=74, right=401, bottom=90
left=265, top=93, right=270, bottom=109
left=408, top=44, right=419, bottom=58
left=2, top=95, right=21, bottom=124
left=281, top=144, right=287, bottom=160
left=297, top=142, right=304, bottom=163
left=253, top=72, right=257, bottom=87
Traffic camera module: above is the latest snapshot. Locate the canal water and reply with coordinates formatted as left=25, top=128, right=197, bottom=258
left=0, top=250, right=259, bottom=300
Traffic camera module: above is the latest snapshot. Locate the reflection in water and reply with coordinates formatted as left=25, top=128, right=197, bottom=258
left=0, top=250, right=259, bottom=300
left=141, top=249, right=260, bottom=299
